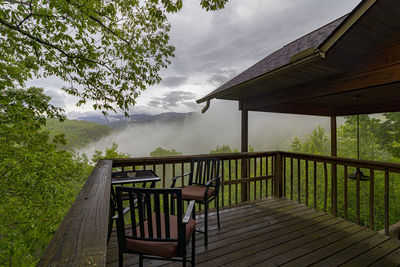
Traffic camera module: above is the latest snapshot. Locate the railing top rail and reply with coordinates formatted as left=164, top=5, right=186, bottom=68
left=280, top=151, right=400, bottom=173
left=38, top=159, right=112, bottom=267
left=111, top=151, right=277, bottom=167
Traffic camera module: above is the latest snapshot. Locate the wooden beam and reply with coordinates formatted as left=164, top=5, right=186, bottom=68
left=241, top=110, right=249, bottom=202
left=242, top=62, right=400, bottom=111
left=252, top=102, right=335, bottom=116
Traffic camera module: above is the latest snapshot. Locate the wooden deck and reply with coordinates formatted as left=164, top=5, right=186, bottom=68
left=106, top=198, right=400, bottom=266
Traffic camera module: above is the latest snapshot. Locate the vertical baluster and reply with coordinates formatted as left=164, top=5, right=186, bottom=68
left=344, top=166, right=348, bottom=220
left=271, top=156, right=274, bottom=195
left=385, top=171, right=389, bottom=235
left=181, top=163, right=184, bottom=187
left=143, top=164, right=146, bottom=170
left=266, top=156, right=269, bottom=197
left=290, top=158, right=294, bottom=200
left=369, top=169, right=374, bottom=230
left=297, top=159, right=301, bottom=203
left=235, top=159, right=238, bottom=204
left=260, top=157, right=263, bottom=199
left=314, top=161, right=317, bottom=209
left=356, top=168, right=360, bottom=225
left=162, top=164, right=166, bottom=189
left=324, top=162, right=327, bottom=213
left=305, top=160, right=309, bottom=206
left=222, top=160, right=225, bottom=207
left=229, top=159, right=232, bottom=206
left=283, top=157, right=286, bottom=198
left=254, top=157, right=257, bottom=200
left=172, top=163, right=175, bottom=183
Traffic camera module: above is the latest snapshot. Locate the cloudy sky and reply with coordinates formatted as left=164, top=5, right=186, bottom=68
left=29, top=0, right=362, bottom=118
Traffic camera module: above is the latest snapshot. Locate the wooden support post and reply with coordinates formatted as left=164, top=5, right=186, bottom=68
left=331, top=116, right=337, bottom=216
left=274, top=152, right=283, bottom=198
left=241, top=110, right=248, bottom=202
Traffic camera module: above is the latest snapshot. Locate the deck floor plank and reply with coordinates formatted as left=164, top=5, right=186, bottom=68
left=341, top=238, right=400, bottom=267
left=369, top=247, right=400, bottom=267
left=106, top=198, right=400, bottom=267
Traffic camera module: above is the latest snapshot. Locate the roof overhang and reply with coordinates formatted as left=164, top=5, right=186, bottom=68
left=197, top=0, right=400, bottom=116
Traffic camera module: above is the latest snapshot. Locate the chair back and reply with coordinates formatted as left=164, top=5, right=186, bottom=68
left=189, top=158, right=220, bottom=187
left=115, top=187, right=186, bottom=256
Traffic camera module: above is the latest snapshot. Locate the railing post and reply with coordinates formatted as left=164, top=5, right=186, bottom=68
left=331, top=116, right=338, bottom=216
left=274, top=152, right=283, bottom=198
left=241, top=109, right=249, bottom=202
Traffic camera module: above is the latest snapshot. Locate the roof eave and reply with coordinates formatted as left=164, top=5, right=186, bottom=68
left=196, top=50, right=324, bottom=104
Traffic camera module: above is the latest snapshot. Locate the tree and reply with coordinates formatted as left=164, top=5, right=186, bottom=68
left=92, top=143, right=130, bottom=163
left=338, top=115, right=385, bottom=161
left=150, top=147, right=182, bottom=157
left=290, top=126, right=329, bottom=155
left=376, top=112, right=400, bottom=159
left=0, top=87, right=91, bottom=266
left=210, top=145, right=238, bottom=154
left=1, top=0, right=228, bottom=114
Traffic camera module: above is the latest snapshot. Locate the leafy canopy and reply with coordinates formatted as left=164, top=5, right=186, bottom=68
left=0, top=87, right=90, bottom=266
left=150, top=147, right=182, bottom=156
left=0, top=0, right=228, bottom=114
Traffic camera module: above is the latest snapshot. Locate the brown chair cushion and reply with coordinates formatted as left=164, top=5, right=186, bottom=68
left=125, top=214, right=196, bottom=259
left=182, top=185, right=215, bottom=202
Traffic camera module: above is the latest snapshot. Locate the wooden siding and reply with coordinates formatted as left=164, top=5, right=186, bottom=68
left=106, top=198, right=400, bottom=266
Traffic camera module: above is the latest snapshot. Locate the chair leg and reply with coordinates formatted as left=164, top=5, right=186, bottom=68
left=204, top=203, right=208, bottom=245
left=139, top=255, right=143, bottom=267
left=183, top=253, right=187, bottom=267
left=216, top=195, right=220, bottom=229
left=118, top=250, right=123, bottom=267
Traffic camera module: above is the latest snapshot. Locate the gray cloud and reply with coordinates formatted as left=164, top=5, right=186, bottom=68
left=45, top=89, right=66, bottom=108
left=148, top=100, right=163, bottom=107
left=149, top=91, right=197, bottom=109
left=207, top=74, right=229, bottom=86
left=167, top=0, right=361, bottom=77
left=161, top=76, right=188, bottom=88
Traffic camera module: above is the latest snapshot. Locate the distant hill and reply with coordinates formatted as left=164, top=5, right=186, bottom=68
left=45, top=119, right=114, bottom=150
left=78, top=112, right=200, bottom=129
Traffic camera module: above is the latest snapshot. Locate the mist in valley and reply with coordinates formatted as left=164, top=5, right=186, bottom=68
left=80, top=101, right=330, bottom=158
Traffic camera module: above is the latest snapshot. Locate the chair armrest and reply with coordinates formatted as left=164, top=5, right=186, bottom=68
left=205, top=176, right=222, bottom=187
left=112, top=206, right=130, bottom=220
left=183, top=200, right=196, bottom=224
left=171, top=172, right=191, bottom=188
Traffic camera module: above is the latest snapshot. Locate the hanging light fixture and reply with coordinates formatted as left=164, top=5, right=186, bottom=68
left=348, top=95, right=370, bottom=181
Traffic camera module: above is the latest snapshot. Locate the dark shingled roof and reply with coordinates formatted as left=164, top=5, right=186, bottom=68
left=200, top=14, right=348, bottom=102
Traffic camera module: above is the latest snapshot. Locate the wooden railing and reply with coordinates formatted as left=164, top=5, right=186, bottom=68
left=39, top=151, right=400, bottom=266
left=38, top=159, right=113, bottom=266
left=279, top=151, right=400, bottom=235
left=111, top=151, right=277, bottom=210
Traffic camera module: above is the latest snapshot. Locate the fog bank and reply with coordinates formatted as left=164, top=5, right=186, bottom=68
left=81, top=101, right=329, bottom=157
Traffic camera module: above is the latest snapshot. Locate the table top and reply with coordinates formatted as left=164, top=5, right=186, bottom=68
left=111, top=170, right=161, bottom=185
